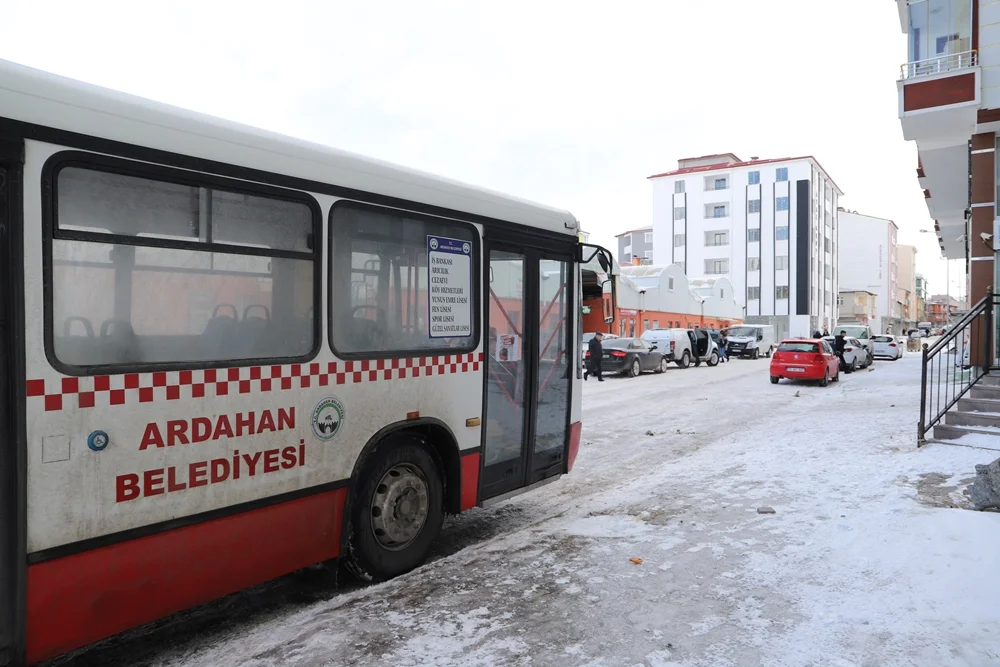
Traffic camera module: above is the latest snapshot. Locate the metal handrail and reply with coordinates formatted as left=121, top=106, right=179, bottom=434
left=917, top=292, right=993, bottom=444
left=900, top=49, right=978, bottom=80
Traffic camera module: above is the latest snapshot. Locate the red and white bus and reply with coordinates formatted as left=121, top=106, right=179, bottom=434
left=0, top=59, right=615, bottom=665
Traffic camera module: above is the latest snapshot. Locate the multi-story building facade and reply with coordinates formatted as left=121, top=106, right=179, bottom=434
left=927, top=294, right=963, bottom=325
left=838, top=210, right=900, bottom=334
left=838, top=289, right=879, bottom=325
left=649, top=153, right=842, bottom=339
left=615, top=227, right=654, bottom=265
left=916, top=273, right=929, bottom=320
left=897, top=244, right=919, bottom=324
left=895, top=0, right=1000, bottom=358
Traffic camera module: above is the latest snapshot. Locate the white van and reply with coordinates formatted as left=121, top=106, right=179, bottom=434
left=641, top=328, right=721, bottom=368
left=641, top=329, right=694, bottom=368
left=724, top=324, right=776, bottom=359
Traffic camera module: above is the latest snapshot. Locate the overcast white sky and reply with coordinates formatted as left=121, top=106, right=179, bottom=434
left=0, top=0, right=964, bottom=302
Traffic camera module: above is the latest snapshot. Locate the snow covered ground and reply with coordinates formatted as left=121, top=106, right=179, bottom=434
left=57, top=355, right=1000, bottom=667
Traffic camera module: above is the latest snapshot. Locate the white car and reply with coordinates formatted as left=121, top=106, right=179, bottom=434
left=823, top=336, right=870, bottom=372
left=835, top=324, right=874, bottom=358
left=872, top=335, right=902, bottom=360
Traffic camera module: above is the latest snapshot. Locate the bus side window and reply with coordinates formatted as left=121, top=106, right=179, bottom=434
left=329, top=202, right=479, bottom=357
left=49, top=162, right=319, bottom=371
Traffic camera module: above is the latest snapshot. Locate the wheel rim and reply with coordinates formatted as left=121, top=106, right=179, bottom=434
left=632, top=360, right=640, bottom=376
left=370, top=463, right=430, bottom=551
left=661, top=359, right=668, bottom=372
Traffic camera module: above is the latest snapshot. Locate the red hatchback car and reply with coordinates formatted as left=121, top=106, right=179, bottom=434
left=769, top=338, right=840, bottom=387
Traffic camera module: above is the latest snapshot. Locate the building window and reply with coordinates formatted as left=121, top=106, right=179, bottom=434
left=824, top=238, right=832, bottom=253
left=706, top=204, right=728, bottom=218
left=705, top=259, right=729, bottom=275
left=49, top=164, right=318, bottom=370
left=747, top=286, right=761, bottom=300
left=776, top=197, right=789, bottom=211
left=776, top=167, right=788, bottom=182
left=748, top=228, right=761, bottom=243
left=748, top=171, right=760, bottom=185
left=644, top=250, right=653, bottom=259
left=644, top=232, right=653, bottom=243
left=653, top=320, right=659, bottom=329
left=907, top=0, right=973, bottom=66
left=675, top=180, right=685, bottom=194
left=837, top=295, right=844, bottom=306
left=705, top=231, right=729, bottom=247
left=667, top=276, right=675, bottom=291
left=623, top=244, right=632, bottom=256
left=776, top=285, right=790, bottom=299
left=776, top=226, right=789, bottom=241
left=748, top=257, right=760, bottom=271
left=776, top=255, right=789, bottom=271
left=674, top=206, right=686, bottom=220
left=707, top=176, right=729, bottom=191
left=673, top=234, right=685, bottom=247
left=748, top=199, right=761, bottom=214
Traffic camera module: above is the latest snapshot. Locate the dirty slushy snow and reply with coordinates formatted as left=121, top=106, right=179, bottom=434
left=133, top=356, right=1000, bottom=666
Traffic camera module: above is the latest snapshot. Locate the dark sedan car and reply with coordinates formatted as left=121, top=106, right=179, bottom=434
left=586, top=337, right=668, bottom=378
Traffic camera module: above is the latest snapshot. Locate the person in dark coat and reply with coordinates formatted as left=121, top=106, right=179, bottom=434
left=833, top=330, right=848, bottom=367
left=585, top=331, right=605, bottom=382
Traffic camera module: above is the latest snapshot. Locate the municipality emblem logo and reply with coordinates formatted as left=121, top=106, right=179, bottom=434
left=429, top=237, right=439, bottom=251
left=312, top=396, right=346, bottom=440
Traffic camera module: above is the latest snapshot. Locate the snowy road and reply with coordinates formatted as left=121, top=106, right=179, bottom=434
left=52, top=355, right=1000, bottom=667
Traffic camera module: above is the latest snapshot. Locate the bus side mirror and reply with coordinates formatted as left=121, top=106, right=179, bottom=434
left=603, top=278, right=615, bottom=324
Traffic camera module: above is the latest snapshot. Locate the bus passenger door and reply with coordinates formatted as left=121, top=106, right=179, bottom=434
left=0, top=139, right=26, bottom=667
left=481, top=243, right=573, bottom=501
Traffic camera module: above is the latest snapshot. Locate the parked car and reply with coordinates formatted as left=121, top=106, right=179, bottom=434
left=770, top=339, right=840, bottom=387
left=587, top=337, right=668, bottom=377
left=917, top=321, right=932, bottom=337
left=724, top=324, right=777, bottom=359
left=581, top=332, right=618, bottom=362
left=641, top=328, right=694, bottom=368
left=835, top=324, right=874, bottom=358
left=872, top=335, right=902, bottom=360
left=690, top=328, right=721, bottom=367
left=823, top=335, right=870, bottom=372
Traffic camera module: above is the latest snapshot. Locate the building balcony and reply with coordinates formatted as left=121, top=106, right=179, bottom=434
left=897, top=51, right=980, bottom=146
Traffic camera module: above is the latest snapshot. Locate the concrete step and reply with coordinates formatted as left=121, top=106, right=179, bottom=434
left=957, top=397, right=1000, bottom=413
left=947, top=411, right=1000, bottom=429
left=980, top=375, right=1000, bottom=387
left=971, top=385, right=1000, bottom=400
left=933, top=423, right=1000, bottom=441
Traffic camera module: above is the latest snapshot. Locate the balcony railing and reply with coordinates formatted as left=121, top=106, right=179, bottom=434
left=900, top=50, right=977, bottom=80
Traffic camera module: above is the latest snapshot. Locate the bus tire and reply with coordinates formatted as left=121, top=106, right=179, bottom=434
left=346, top=441, right=444, bottom=582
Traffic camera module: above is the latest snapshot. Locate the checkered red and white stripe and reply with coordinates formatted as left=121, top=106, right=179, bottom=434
left=26, top=353, right=485, bottom=412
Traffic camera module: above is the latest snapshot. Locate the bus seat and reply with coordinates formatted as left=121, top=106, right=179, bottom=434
left=235, top=306, right=271, bottom=357
left=99, top=320, right=138, bottom=364
left=201, top=307, right=238, bottom=359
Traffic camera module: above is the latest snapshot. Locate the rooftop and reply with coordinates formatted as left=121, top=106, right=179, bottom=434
left=614, top=226, right=653, bottom=238
left=648, top=155, right=844, bottom=195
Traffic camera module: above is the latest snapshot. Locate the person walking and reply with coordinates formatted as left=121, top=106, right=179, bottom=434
left=718, top=330, right=729, bottom=363
left=833, top=329, right=848, bottom=369
left=585, top=331, right=605, bottom=382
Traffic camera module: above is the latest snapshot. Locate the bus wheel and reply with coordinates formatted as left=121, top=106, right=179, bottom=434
left=347, top=442, right=444, bottom=582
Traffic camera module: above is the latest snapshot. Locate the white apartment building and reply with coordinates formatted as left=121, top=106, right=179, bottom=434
left=649, top=153, right=843, bottom=339
left=837, top=210, right=900, bottom=334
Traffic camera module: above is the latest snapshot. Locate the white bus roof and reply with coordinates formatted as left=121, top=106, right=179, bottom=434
left=0, top=59, right=579, bottom=236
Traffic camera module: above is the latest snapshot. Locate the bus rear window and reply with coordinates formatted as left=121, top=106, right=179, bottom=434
left=778, top=342, right=819, bottom=353
left=49, top=161, right=318, bottom=371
